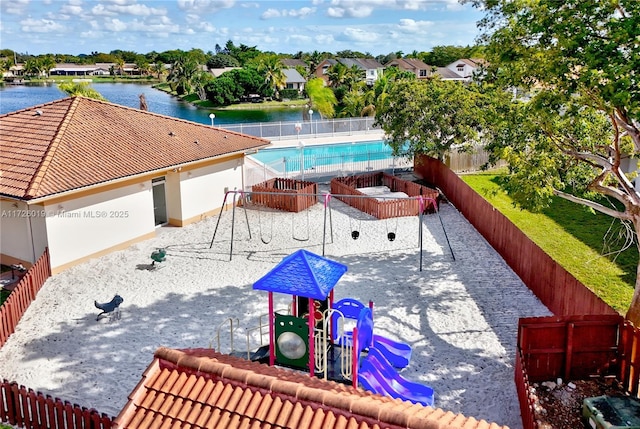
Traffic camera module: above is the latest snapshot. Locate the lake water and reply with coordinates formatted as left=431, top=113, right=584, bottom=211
left=0, top=82, right=306, bottom=125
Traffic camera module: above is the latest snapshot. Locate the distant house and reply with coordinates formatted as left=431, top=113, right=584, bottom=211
left=281, top=58, right=308, bottom=70
left=209, top=67, right=241, bottom=77
left=433, top=67, right=468, bottom=81
left=385, top=58, right=434, bottom=79
left=445, top=58, right=488, bottom=81
left=49, top=63, right=110, bottom=76
left=283, top=68, right=306, bottom=93
left=315, top=58, right=385, bottom=86
left=0, top=97, right=269, bottom=273
left=114, top=347, right=510, bottom=429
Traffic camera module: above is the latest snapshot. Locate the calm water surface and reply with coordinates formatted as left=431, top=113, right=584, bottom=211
left=0, top=82, right=305, bottom=125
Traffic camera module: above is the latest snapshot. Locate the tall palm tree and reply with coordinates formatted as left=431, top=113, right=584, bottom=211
left=167, top=55, right=199, bottom=95
left=257, top=54, right=286, bottom=99
left=152, top=61, right=165, bottom=80
left=114, top=57, right=125, bottom=76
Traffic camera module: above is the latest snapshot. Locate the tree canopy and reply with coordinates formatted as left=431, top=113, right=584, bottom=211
left=469, top=0, right=640, bottom=323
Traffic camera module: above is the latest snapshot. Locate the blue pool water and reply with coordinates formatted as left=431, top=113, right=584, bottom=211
left=251, top=140, right=394, bottom=166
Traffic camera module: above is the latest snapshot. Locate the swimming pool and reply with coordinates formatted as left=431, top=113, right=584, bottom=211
left=249, top=140, right=398, bottom=172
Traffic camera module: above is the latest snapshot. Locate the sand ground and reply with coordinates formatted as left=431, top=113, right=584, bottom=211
left=0, top=182, right=551, bottom=428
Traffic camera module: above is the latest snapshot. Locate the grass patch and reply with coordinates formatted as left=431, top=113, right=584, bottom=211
left=461, top=171, right=636, bottom=314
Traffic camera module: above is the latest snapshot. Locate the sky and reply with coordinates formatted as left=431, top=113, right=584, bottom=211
left=0, top=0, right=486, bottom=57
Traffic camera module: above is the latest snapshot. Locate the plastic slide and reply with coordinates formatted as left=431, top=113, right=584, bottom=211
left=358, top=347, right=434, bottom=407
left=372, top=334, right=412, bottom=369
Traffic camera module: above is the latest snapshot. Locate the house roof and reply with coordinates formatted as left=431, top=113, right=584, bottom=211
left=0, top=97, right=270, bottom=201
left=282, top=68, right=306, bottom=84
left=253, top=250, right=348, bottom=300
left=433, top=67, right=466, bottom=80
left=281, top=59, right=308, bottom=69
left=114, top=347, right=509, bottom=429
left=384, top=59, right=433, bottom=75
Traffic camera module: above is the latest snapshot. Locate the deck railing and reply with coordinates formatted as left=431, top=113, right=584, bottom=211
left=0, top=249, right=52, bottom=348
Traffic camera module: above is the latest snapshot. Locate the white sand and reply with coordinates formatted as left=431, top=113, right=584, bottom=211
left=0, top=184, right=551, bottom=428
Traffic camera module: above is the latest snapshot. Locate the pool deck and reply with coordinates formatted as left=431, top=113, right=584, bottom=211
left=265, top=130, right=386, bottom=149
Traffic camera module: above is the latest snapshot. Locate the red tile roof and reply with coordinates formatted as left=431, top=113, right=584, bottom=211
left=115, top=347, right=510, bottom=429
left=0, top=97, right=270, bottom=200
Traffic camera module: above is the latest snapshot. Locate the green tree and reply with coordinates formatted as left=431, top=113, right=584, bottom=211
left=305, top=77, right=337, bottom=118
left=58, top=82, right=106, bottom=100
left=167, top=54, right=199, bottom=95
left=376, top=78, right=490, bottom=159
left=469, top=0, right=640, bottom=323
left=206, top=54, right=240, bottom=69
left=255, top=54, right=286, bottom=99
left=152, top=61, right=165, bottom=80
left=40, top=55, right=56, bottom=77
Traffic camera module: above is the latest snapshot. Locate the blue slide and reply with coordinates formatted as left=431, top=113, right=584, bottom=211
left=372, top=334, right=412, bottom=369
left=358, top=346, right=435, bottom=407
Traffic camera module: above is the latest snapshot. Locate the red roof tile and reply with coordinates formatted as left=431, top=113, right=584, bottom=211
left=114, top=348, right=510, bottom=429
left=0, top=97, right=269, bottom=200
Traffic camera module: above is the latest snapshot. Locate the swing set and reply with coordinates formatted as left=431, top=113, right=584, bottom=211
left=208, top=188, right=454, bottom=271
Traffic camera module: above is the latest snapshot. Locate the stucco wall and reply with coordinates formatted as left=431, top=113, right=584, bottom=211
left=44, top=183, right=155, bottom=270
left=0, top=200, right=47, bottom=265
left=178, top=157, right=243, bottom=223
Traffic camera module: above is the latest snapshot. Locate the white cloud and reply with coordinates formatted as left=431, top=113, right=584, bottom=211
left=327, top=5, right=373, bottom=18
left=104, top=18, right=128, bottom=32
left=325, top=0, right=466, bottom=18
left=60, top=4, right=83, bottom=16
left=262, top=7, right=315, bottom=20
left=3, top=0, right=30, bottom=15
left=261, top=8, right=281, bottom=19
left=20, top=18, right=66, bottom=33
left=91, top=4, right=120, bottom=17
left=177, top=0, right=235, bottom=12
left=288, top=7, right=315, bottom=18
left=197, top=22, right=217, bottom=32
left=341, top=27, right=377, bottom=43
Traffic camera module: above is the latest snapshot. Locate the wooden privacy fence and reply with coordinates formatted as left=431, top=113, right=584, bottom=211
left=0, top=248, right=51, bottom=348
left=515, top=315, right=640, bottom=429
left=330, top=172, right=439, bottom=219
left=251, top=178, right=318, bottom=212
left=1, top=379, right=114, bottom=429
left=414, top=155, right=617, bottom=316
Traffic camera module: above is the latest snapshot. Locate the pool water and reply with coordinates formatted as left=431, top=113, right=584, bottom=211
left=250, top=140, right=395, bottom=167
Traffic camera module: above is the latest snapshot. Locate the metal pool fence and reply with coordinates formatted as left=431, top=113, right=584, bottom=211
left=220, top=117, right=380, bottom=141
left=244, top=150, right=413, bottom=188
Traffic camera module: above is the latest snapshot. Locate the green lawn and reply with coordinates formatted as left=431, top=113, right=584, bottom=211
left=461, top=171, right=636, bottom=314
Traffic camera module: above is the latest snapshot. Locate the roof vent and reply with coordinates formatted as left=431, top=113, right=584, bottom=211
left=34, top=109, right=43, bottom=116
left=194, top=140, right=199, bottom=145
left=169, top=131, right=175, bottom=136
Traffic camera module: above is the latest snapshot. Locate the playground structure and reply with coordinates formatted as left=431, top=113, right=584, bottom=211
left=214, top=249, right=435, bottom=407
left=209, top=174, right=453, bottom=270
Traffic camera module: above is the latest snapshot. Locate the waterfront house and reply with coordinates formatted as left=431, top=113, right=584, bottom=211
left=385, top=58, right=434, bottom=79
left=0, top=97, right=269, bottom=273
left=445, top=58, right=488, bottom=81
left=315, top=58, right=385, bottom=86
left=283, top=68, right=306, bottom=93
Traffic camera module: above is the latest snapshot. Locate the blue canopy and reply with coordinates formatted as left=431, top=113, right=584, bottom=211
left=253, top=250, right=348, bottom=300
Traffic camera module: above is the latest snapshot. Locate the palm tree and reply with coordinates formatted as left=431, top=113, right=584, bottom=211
left=326, top=62, right=348, bottom=88
left=167, top=55, right=199, bottom=95
left=58, top=82, right=106, bottom=100
left=40, top=55, right=56, bottom=77
left=114, top=57, right=125, bottom=75
left=257, top=54, right=286, bottom=99
left=152, top=61, right=165, bottom=80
